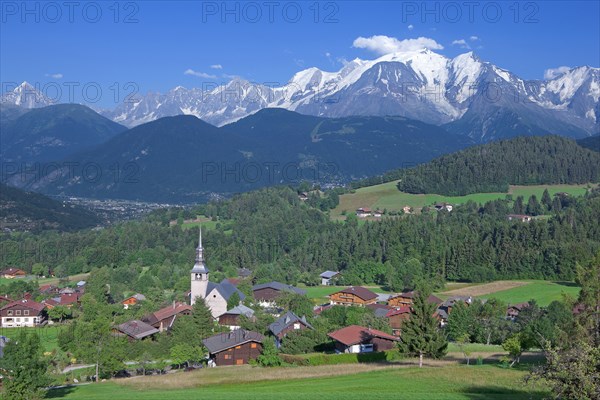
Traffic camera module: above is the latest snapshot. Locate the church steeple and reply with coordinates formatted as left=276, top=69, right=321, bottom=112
left=191, top=227, right=208, bottom=274
left=191, top=227, right=209, bottom=305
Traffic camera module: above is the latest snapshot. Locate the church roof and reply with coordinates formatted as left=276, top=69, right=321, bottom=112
left=208, top=279, right=246, bottom=302
left=191, top=261, right=208, bottom=274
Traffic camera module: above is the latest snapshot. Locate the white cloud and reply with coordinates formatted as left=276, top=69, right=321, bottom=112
left=184, top=69, right=217, bottom=79
left=544, top=66, right=571, bottom=80
left=352, top=35, right=443, bottom=55
left=45, top=73, right=63, bottom=79
left=210, top=64, right=223, bottom=70
left=408, top=24, right=414, bottom=31
left=451, top=39, right=471, bottom=49
left=325, top=52, right=331, bottom=57
left=469, top=36, right=479, bottom=41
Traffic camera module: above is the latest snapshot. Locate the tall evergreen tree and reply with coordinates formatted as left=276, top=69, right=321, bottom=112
left=541, top=189, right=552, bottom=211
left=192, top=297, right=215, bottom=340
left=0, top=331, right=51, bottom=400
left=398, top=289, right=448, bottom=367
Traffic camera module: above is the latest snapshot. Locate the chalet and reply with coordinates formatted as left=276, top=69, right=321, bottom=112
left=434, top=203, right=453, bottom=212
left=0, top=268, right=26, bottom=279
left=269, top=311, right=313, bottom=347
left=385, top=306, right=412, bottom=335
left=113, top=320, right=159, bottom=341
left=122, top=293, right=146, bottom=309
left=387, top=291, right=442, bottom=308
left=319, top=270, right=340, bottom=286
left=356, top=208, right=372, bottom=218
left=298, top=192, right=309, bottom=201
left=373, top=209, right=383, bottom=218
left=328, top=286, right=378, bottom=306
left=328, top=325, right=399, bottom=354
left=59, top=292, right=81, bottom=307
left=143, top=302, right=192, bottom=332
left=218, top=305, right=255, bottom=330
left=252, top=281, right=306, bottom=307
left=366, top=303, right=393, bottom=318
left=39, top=284, right=59, bottom=295
left=507, top=302, right=530, bottom=320
left=203, top=329, right=263, bottom=366
left=507, top=214, right=533, bottom=223
left=0, top=299, right=46, bottom=327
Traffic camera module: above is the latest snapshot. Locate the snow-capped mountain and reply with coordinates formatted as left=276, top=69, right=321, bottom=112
left=0, top=81, right=55, bottom=108
left=4, top=51, right=599, bottom=141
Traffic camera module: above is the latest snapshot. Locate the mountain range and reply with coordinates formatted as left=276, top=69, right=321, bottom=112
left=4, top=49, right=597, bottom=142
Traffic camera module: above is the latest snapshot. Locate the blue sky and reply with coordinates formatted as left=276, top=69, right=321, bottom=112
left=1, top=1, right=598, bottom=107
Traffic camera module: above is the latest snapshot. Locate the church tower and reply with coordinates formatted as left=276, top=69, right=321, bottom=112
left=190, top=228, right=209, bottom=305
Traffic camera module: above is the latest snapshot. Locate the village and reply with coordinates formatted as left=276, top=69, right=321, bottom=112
left=0, top=230, right=534, bottom=372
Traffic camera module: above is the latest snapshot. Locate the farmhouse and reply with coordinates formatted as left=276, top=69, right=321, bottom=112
left=203, top=329, right=264, bottom=366
left=387, top=291, right=442, bottom=308
left=190, top=229, right=246, bottom=318
left=328, top=325, right=399, bottom=354
left=269, top=311, right=313, bottom=347
left=434, top=203, right=453, bottom=212
left=218, top=305, right=255, bottom=330
left=507, top=214, right=533, bottom=222
left=319, top=270, right=340, bottom=286
left=328, top=286, right=378, bottom=306
left=0, top=268, right=26, bottom=279
left=252, top=281, right=306, bottom=307
left=143, top=302, right=192, bottom=332
left=39, top=284, right=59, bottom=295
left=0, top=298, right=46, bottom=327
left=373, top=209, right=383, bottom=217
left=507, top=302, right=530, bottom=319
left=385, top=306, right=412, bottom=335
left=122, top=293, right=146, bottom=309
left=356, top=207, right=372, bottom=218
left=113, top=319, right=159, bottom=341
left=402, top=206, right=412, bottom=214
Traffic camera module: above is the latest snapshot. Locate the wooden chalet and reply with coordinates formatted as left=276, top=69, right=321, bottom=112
left=387, top=291, right=442, bottom=308
left=218, top=305, right=255, bottom=330
left=252, top=281, right=306, bottom=305
left=356, top=207, right=372, bottom=218
left=269, top=311, right=313, bottom=347
left=0, top=299, right=46, bottom=327
left=328, top=325, right=399, bottom=353
left=122, top=293, right=146, bottom=309
left=385, top=306, right=412, bottom=335
left=113, top=320, right=159, bottom=341
left=142, top=302, right=192, bottom=332
left=507, top=302, right=530, bottom=319
left=329, top=286, right=378, bottom=306
left=0, top=268, right=26, bottom=279
left=202, top=329, right=264, bottom=366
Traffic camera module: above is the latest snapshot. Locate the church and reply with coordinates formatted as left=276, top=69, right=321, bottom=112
left=190, top=229, right=245, bottom=319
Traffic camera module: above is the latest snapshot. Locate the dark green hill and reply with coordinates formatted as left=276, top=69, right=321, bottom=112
left=1, top=103, right=126, bottom=163
left=577, top=135, right=600, bottom=152
left=395, top=135, right=600, bottom=196
left=0, top=183, right=99, bottom=231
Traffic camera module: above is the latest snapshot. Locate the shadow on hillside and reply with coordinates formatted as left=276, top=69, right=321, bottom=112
left=460, top=386, right=547, bottom=399
left=45, top=385, right=78, bottom=398
left=553, top=281, right=580, bottom=288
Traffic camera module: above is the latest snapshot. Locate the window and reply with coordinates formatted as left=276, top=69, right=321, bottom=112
left=7, top=310, right=12, bottom=316
left=16, top=318, right=20, bottom=322
left=293, top=323, right=301, bottom=330
left=250, top=343, right=257, bottom=349
left=235, top=359, right=244, bottom=365
left=24, top=318, right=29, bottom=322
left=224, top=354, right=231, bottom=359
left=235, top=345, right=241, bottom=349
left=24, top=310, right=29, bottom=316
left=16, top=310, right=21, bottom=315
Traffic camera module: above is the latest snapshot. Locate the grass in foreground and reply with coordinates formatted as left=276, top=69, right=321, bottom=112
left=48, top=364, right=548, bottom=400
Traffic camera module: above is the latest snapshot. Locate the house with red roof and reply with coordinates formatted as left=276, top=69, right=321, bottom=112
left=142, top=302, right=192, bottom=332
left=328, top=325, right=399, bottom=354
left=0, top=298, right=47, bottom=327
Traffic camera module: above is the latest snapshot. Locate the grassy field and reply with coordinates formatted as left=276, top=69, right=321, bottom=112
left=0, top=325, right=62, bottom=352
left=437, top=280, right=580, bottom=306
left=332, top=182, right=595, bottom=218
left=48, top=364, right=548, bottom=400
left=301, top=285, right=393, bottom=303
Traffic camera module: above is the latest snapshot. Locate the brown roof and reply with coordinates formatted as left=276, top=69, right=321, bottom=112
left=389, top=291, right=442, bottom=304
left=203, top=329, right=264, bottom=353
left=331, top=286, right=378, bottom=301
left=145, top=302, right=192, bottom=325
left=1, top=298, right=46, bottom=313
left=1, top=268, right=26, bottom=276
left=328, top=325, right=399, bottom=346
left=60, top=293, right=80, bottom=305
left=385, top=306, right=412, bottom=317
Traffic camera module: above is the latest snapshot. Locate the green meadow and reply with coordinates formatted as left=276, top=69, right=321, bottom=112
left=483, top=281, right=580, bottom=306
left=332, top=181, right=594, bottom=219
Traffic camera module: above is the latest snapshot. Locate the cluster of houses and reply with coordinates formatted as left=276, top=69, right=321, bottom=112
left=0, top=230, right=539, bottom=368
left=355, top=203, right=454, bottom=219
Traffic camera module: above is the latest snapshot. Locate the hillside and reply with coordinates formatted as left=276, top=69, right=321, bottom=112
left=0, top=183, right=100, bottom=231
left=577, top=134, right=600, bottom=152
left=395, top=136, right=600, bottom=196
left=0, top=103, right=126, bottom=163
left=8, top=109, right=473, bottom=202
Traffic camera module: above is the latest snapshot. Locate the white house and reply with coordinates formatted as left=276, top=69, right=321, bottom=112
left=0, top=299, right=47, bottom=328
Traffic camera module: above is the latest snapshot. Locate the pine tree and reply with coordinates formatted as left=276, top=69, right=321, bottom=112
left=541, top=189, right=552, bottom=211
left=513, top=196, right=525, bottom=214
left=398, top=289, right=448, bottom=367
left=0, top=331, right=51, bottom=400
left=192, top=297, right=215, bottom=340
